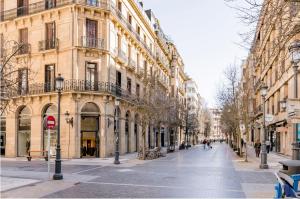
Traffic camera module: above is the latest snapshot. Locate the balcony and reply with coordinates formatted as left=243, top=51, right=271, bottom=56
left=6, top=80, right=145, bottom=105
left=156, top=52, right=169, bottom=68
left=114, top=48, right=128, bottom=64
left=39, top=39, right=59, bottom=51
left=80, top=36, right=105, bottom=50
left=137, top=67, right=145, bottom=78
left=12, top=43, right=31, bottom=55
left=0, top=0, right=110, bottom=22
left=127, top=58, right=137, bottom=72
left=109, top=4, right=155, bottom=60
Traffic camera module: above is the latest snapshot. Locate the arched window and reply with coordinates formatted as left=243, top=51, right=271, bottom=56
left=17, top=106, right=31, bottom=156
left=42, top=104, right=57, bottom=155
left=81, top=102, right=100, bottom=115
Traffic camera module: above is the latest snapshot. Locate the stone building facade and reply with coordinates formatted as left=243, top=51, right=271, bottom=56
left=241, top=0, right=300, bottom=156
left=0, top=0, right=188, bottom=158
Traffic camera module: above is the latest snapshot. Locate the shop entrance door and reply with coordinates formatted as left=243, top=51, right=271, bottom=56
left=80, top=116, right=99, bottom=158
left=81, top=131, right=97, bottom=157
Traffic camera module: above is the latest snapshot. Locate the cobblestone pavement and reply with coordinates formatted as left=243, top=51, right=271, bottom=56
left=1, top=143, right=288, bottom=198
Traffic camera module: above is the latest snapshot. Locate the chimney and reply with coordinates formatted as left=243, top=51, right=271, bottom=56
left=139, top=1, right=143, bottom=8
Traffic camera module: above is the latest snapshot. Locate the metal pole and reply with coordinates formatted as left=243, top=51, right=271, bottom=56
left=114, top=106, right=120, bottom=164
left=53, top=90, right=63, bottom=180
left=292, top=64, right=299, bottom=160
left=48, top=128, right=50, bottom=179
left=260, top=95, right=268, bottom=169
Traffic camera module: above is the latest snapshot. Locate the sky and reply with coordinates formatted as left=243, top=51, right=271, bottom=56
left=142, top=0, right=248, bottom=107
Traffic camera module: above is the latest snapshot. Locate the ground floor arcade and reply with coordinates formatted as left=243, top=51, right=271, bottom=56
left=3, top=93, right=184, bottom=158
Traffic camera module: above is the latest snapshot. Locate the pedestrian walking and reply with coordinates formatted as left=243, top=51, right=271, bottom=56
left=266, top=140, right=271, bottom=153
left=207, top=140, right=212, bottom=149
left=203, top=139, right=207, bottom=150
left=254, top=140, right=261, bottom=158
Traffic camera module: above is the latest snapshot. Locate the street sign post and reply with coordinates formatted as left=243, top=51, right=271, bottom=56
left=297, top=124, right=300, bottom=142
left=45, top=116, right=56, bottom=179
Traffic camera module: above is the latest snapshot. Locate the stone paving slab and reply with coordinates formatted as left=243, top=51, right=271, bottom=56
left=1, top=180, right=75, bottom=198
left=1, top=176, right=40, bottom=192
left=241, top=183, right=275, bottom=198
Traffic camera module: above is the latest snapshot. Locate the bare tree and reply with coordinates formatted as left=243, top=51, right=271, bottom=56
left=225, top=0, right=300, bottom=55
left=217, top=65, right=241, bottom=150
left=0, top=39, right=32, bottom=115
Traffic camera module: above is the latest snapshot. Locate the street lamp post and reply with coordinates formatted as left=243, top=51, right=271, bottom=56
left=288, top=40, right=300, bottom=160
left=53, top=74, right=64, bottom=180
left=114, top=98, right=120, bottom=164
left=260, top=83, right=269, bottom=169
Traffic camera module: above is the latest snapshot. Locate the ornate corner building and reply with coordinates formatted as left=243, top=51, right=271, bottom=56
left=0, top=0, right=188, bottom=158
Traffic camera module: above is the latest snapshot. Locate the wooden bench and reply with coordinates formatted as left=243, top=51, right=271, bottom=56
left=27, top=150, right=48, bottom=161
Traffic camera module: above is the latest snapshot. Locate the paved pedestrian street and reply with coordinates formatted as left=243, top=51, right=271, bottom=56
left=1, top=143, right=288, bottom=198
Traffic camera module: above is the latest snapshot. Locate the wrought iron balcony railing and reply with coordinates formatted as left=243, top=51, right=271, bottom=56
left=5, top=80, right=145, bottom=105
left=113, top=48, right=128, bottom=64
left=127, top=58, right=137, bottom=71
left=39, top=38, right=59, bottom=51
left=80, top=36, right=105, bottom=50
left=0, top=0, right=110, bottom=22
left=137, top=67, right=145, bottom=78
left=13, top=43, right=31, bottom=55
left=0, top=0, right=157, bottom=60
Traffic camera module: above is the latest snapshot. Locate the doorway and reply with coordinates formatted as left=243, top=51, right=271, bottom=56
left=80, top=102, right=100, bottom=158
left=81, top=131, right=97, bottom=157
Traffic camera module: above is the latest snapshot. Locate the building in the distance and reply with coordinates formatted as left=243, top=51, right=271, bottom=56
left=185, top=79, right=201, bottom=144
left=209, top=108, right=222, bottom=140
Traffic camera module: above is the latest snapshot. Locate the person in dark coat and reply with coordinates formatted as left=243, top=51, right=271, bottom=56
left=254, top=140, right=261, bottom=158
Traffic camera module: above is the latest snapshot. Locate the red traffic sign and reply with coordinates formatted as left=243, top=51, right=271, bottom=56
left=46, top=116, right=56, bottom=130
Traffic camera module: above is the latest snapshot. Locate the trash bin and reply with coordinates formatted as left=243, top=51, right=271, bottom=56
left=274, top=160, right=300, bottom=198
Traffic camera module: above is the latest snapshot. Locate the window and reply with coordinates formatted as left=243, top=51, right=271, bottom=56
left=137, top=53, right=140, bottom=67
left=127, top=78, right=132, bottom=94
left=19, top=28, right=28, bottom=54
left=144, top=60, right=147, bottom=71
left=128, top=14, right=132, bottom=25
left=86, top=0, right=97, bottom=6
left=116, top=71, right=122, bottom=87
left=18, top=68, right=28, bottom=95
left=45, top=22, right=56, bottom=49
left=0, top=0, right=4, bottom=21
left=136, top=83, right=140, bottom=97
left=17, top=0, right=28, bottom=17
left=85, top=62, right=98, bottom=90
left=116, top=71, right=122, bottom=96
left=45, top=0, right=56, bottom=9
left=45, top=64, right=55, bottom=92
left=86, top=19, right=98, bottom=48
left=137, top=26, right=141, bottom=35
left=117, top=1, right=122, bottom=12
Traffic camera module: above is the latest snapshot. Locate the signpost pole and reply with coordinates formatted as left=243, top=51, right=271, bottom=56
left=48, top=128, right=50, bottom=180
left=45, top=115, right=56, bottom=179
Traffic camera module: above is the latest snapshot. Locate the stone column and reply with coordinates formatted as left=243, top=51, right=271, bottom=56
left=5, top=112, right=17, bottom=157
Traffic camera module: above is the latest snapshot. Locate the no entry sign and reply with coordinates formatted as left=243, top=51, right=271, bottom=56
left=46, top=116, right=56, bottom=130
